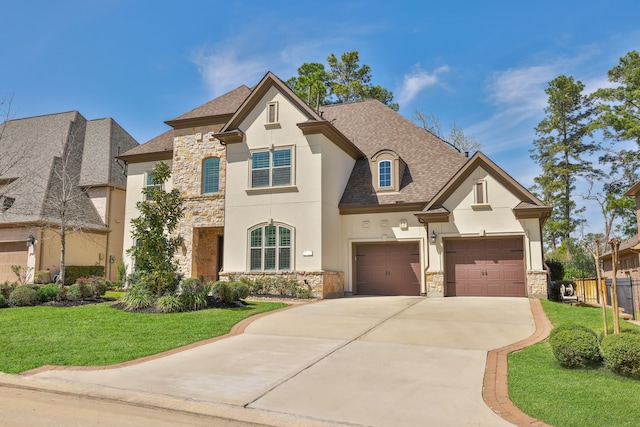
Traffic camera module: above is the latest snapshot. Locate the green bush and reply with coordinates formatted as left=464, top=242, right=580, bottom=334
left=549, top=326, right=602, bottom=368
left=121, top=284, right=154, bottom=310
left=601, top=333, right=640, bottom=379
left=156, top=294, right=185, bottom=313
left=36, top=284, right=60, bottom=302
left=8, top=286, right=38, bottom=307
left=34, top=270, right=51, bottom=284
left=68, top=282, right=91, bottom=300
left=549, top=323, right=597, bottom=341
left=64, top=266, right=105, bottom=285
left=0, top=293, right=6, bottom=308
left=211, top=281, right=233, bottom=303
left=229, top=282, right=250, bottom=301
left=1, top=282, right=16, bottom=299
left=179, top=278, right=208, bottom=311
left=75, top=277, right=108, bottom=298
left=295, top=287, right=312, bottom=299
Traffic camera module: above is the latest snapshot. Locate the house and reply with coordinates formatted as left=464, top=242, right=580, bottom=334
left=601, top=182, right=640, bottom=280
left=0, top=111, right=139, bottom=283
left=120, top=72, right=551, bottom=298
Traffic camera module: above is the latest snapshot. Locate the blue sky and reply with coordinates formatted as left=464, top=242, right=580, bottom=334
left=2, top=0, right=639, bottom=234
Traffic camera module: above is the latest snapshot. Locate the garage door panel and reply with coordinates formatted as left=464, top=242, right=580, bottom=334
left=445, top=238, right=525, bottom=297
left=0, top=242, right=28, bottom=283
left=355, top=243, right=420, bottom=296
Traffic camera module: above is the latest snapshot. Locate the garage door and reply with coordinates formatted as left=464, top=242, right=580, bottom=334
left=355, top=242, right=420, bottom=295
left=0, top=242, right=28, bottom=283
left=445, top=238, right=525, bottom=297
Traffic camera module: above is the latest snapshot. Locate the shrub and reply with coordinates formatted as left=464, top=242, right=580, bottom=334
left=36, top=284, right=60, bottom=302
left=179, top=278, right=208, bottom=311
left=295, top=287, right=312, bottom=299
left=75, top=277, right=108, bottom=298
left=34, top=270, right=51, bottom=284
left=601, top=333, right=640, bottom=379
left=549, top=326, right=602, bottom=368
left=121, top=284, right=154, bottom=310
left=64, top=266, right=105, bottom=285
left=0, top=293, right=5, bottom=308
left=68, top=282, right=91, bottom=300
left=156, top=294, right=185, bottom=313
left=8, top=286, right=38, bottom=307
left=549, top=323, right=597, bottom=341
left=1, top=281, right=16, bottom=299
left=211, top=281, right=233, bottom=303
left=229, top=282, right=250, bottom=301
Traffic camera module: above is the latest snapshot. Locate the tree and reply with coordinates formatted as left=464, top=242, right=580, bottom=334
left=584, top=238, right=608, bottom=337
left=0, top=94, right=18, bottom=178
left=413, top=110, right=481, bottom=154
left=593, top=50, right=640, bottom=146
left=127, top=162, right=184, bottom=296
left=286, top=62, right=331, bottom=109
left=530, top=75, right=598, bottom=250
left=287, top=50, right=399, bottom=111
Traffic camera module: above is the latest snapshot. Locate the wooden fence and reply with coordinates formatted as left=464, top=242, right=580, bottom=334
left=573, top=278, right=604, bottom=305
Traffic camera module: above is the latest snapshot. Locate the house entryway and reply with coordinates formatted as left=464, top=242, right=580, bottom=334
left=445, top=237, right=526, bottom=297
left=0, top=242, right=28, bottom=283
left=354, top=242, right=421, bottom=295
left=191, top=227, right=223, bottom=282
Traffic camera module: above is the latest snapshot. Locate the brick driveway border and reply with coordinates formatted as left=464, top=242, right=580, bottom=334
left=483, top=298, right=553, bottom=427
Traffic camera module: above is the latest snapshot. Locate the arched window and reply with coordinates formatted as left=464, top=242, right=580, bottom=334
left=379, top=160, right=392, bottom=188
left=249, top=223, right=292, bottom=271
left=202, top=157, right=220, bottom=194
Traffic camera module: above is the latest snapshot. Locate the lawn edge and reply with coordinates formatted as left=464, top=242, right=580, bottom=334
left=22, top=301, right=307, bottom=375
left=482, top=298, right=553, bottom=427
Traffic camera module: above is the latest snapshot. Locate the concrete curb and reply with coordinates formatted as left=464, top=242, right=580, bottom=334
left=482, top=298, right=553, bottom=427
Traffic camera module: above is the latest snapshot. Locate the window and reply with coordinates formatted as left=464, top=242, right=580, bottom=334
left=144, top=171, right=162, bottom=199
left=249, top=224, right=292, bottom=271
left=202, top=157, right=220, bottom=194
left=474, top=180, right=487, bottom=205
left=266, top=102, right=278, bottom=123
left=251, top=148, right=291, bottom=188
left=379, top=160, right=392, bottom=188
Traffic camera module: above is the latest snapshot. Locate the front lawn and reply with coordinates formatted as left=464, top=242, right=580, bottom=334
left=509, top=300, right=640, bottom=427
left=0, top=301, right=286, bottom=374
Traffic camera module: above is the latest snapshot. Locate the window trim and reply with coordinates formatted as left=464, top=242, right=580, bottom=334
left=248, top=222, right=294, bottom=272
left=378, top=160, right=392, bottom=189
left=471, top=179, right=490, bottom=209
left=144, top=170, right=162, bottom=200
left=201, top=157, right=220, bottom=194
left=264, top=101, right=281, bottom=129
left=249, top=146, right=294, bottom=190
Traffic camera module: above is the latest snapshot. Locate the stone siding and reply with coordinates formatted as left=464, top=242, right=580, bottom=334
left=171, top=125, right=226, bottom=278
left=526, top=270, right=548, bottom=299
left=220, top=270, right=345, bottom=299
left=425, top=271, right=444, bottom=296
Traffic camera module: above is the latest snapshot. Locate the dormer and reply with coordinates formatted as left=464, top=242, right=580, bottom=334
left=370, top=149, right=405, bottom=193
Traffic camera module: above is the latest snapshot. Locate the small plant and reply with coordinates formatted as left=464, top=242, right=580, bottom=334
left=116, top=261, right=127, bottom=288
left=11, top=265, right=27, bottom=286
left=0, top=293, right=6, bottom=308
left=601, top=333, right=640, bottom=379
left=295, top=287, right=312, bottom=299
left=34, top=270, right=51, bottom=284
left=121, top=284, right=154, bottom=310
left=229, top=282, right=250, bottom=301
left=0, top=281, right=16, bottom=299
left=211, top=281, right=233, bottom=303
left=156, top=294, right=185, bottom=313
left=36, top=284, right=60, bottom=302
left=549, top=325, right=602, bottom=368
left=8, top=286, right=38, bottom=307
left=179, top=277, right=208, bottom=311
left=68, top=282, right=91, bottom=300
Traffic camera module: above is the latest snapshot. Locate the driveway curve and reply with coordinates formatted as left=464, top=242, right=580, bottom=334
left=21, top=296, right=535, bottom=427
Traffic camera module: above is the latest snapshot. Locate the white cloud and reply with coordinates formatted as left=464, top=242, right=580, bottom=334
left=395, top=65, right=449, bottom=106
left=191, top=46, right=267, bottom=96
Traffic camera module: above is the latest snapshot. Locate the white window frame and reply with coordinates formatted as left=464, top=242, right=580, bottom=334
left=472, top=179, right=488, bottom=206
left=266, top=102, right=279, bottom=124
left=249, top=146, right=294, bottom=189
left=248, top=223, right=294, bottom=271
left=378, top=160, right=392, bottom=189
left=144, top=170, right=162, bottom=200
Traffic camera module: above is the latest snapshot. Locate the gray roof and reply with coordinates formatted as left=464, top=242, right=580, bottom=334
left=320, top=100, right=468, bottom=207
left=168, top=85, right=252, bottom=122
left=0, top=111, right=138, bottom=228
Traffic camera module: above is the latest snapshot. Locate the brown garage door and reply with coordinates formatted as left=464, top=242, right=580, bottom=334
left=0, top=242, right=28, bottom=283
left=355, top=242, right=420, bottom=295
left=445, top=238, right=525, bottom=297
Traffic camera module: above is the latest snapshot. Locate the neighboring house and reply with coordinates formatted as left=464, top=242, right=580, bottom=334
left=120, top=72, right=551, bottom=298
left=0, top=111, right=138, bottom=283
left=602, top=182, right=640, bottom=280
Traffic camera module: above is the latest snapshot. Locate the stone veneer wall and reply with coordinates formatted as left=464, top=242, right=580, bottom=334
left=526, top=270, right=548, bottom=299
left=172, top=125, right=226, bottom=277
left=220, top=271, right=345, bottom=299
left=425, top=271, right=444, bottom=296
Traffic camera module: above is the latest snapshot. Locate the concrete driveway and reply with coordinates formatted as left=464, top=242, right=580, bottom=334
left=18, top=296, right=535, bottom=426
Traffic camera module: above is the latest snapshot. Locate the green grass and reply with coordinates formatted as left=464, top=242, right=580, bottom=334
left=0, top=301, right=286, bottom=374
left=509, top=300, right=640, bottom=427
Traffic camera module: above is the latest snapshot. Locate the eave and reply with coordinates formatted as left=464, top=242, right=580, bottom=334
left=339, top=202, right=424, bottom=215
left=117, top=151, right=173, bottom=163
left=216, top=129, right=245, bottom=145
left=297, top=121, right=364, bottom=160
left=415, top=206, right=451, bottom=224
left=165, top=113, right=233, bottom=129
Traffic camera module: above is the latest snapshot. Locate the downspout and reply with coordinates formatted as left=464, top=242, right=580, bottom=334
left=105, top=186, right=113, bottom=281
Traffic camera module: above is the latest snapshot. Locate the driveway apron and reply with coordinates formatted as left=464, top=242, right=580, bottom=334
left=27, top=296, right=535, bottom=426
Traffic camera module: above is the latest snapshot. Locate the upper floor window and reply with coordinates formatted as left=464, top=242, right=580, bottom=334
left=251, top=148, right=291, bottom=188
left=202, top=157, right=220, bottom=194
left=145, top=170, right=162, bottom=199
left=379, top=160, right=392, bottom=188
left=249, top=223, right=292, bottom=271
left=266, top=102, right=278, bottom=124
